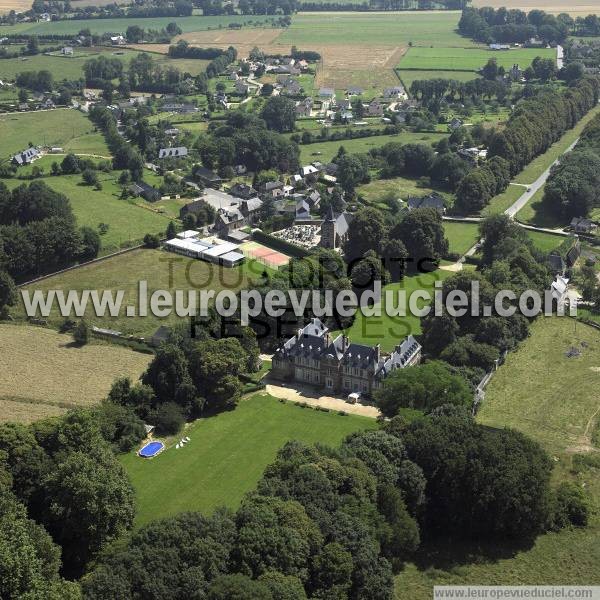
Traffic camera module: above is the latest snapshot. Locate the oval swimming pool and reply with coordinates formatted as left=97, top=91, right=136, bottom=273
left=138, top=441, right=165, bottom=458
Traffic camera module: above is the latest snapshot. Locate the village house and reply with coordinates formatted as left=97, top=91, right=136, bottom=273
left=229, top=183, right=258, bottom=200
left=570, top=217, right=597, bottom=235
left=110, top=35, right=126, bottom=45
left=347, top=86, right=363, bottom=96
left=12, top=147, right=40, bottom=166
left=296, top=98, right=313, bottom=117
left=235, top=80, right=249, bottom=95
left=158, top=147, right=188, bottom=159
left=272, top=318, right=422, bottom=395
left=62, top=46, right=73, bottom=55
left=367, top=100, right=384, bottom=117
left=129, top=181, right=161, bottom=202
left=407, top=192, right=446, bottom=214
left=384, top=86, right=406, bottom=100
left=193, top=165, right=223, bottom=188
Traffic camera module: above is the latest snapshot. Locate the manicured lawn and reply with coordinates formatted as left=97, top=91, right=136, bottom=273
left=121, top=393, right=377, bottom=526
left=278, top=12, right=478, bottom=47
left=0, top=324, right=150, bottom=421
left=299, top=131, right=448, bottom=163
left=0, top=109, right=110, bottom=159
left=525, top=230, right=566, bottom=254
left=335, top=270, right=453, bottom=352
left=0, top=15, right=276, bottom=36
left=514, top=104, right=600, bottom=185
left=443, top=221, right=480, bottom=256
left=357, top=176, right=451, bottom=206
left=16, top=248, right=265, bottom=336
left=481, top=184, right=524, bottom=216
left=398, top=46, right=555, bottom=72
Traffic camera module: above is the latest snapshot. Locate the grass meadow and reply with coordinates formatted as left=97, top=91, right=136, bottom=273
left=356, top=175, right=452, bottom=207
left=0, top=324, right=150, bottom=422
left=398, top=46, right=555, bottom=72
left=335, top=270, right=453, bottom=351
left=299, top=131, right=448, bottom=163
left=481, top=184, right=525, bottom=216
left=443, top=221, right=480, bottom=255
left=121, top=393, right=377, bottom=526
left=395, top=316, right=600, bottom=598
left=0, top=109, right=111, bottom=158
left=16, top=248, right=266, bottom=336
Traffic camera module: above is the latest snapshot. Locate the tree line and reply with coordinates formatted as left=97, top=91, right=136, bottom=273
left=456, top=77, right=600, bottom=214
left=541, top=111, right=600, bottom=220
left=459, top=7, right=575, bottom=45
left=80, top=406, right=586, bottom=598
left=0, top=180, right=100, bottom=283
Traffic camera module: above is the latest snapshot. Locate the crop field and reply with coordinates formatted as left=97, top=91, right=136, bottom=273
left=278, top=12, right=476, bottom=48
left=122, top=393, right=377, bottom=526
left=0, top=324, right=151, bottom=422
left=0, top=0, right=31, bottom=14
left=299, top=131, right=447, bottom=163
left=443, top=221, right=480, bottom=256
left=335, top=270, right=453, bottom=351
left=398, top=46, right=556, bottom=72
left=0, top=15, right=278, bottom=36
left=0, top=109, right=110, bottom=159
left=16, top=248, right=264, bottom=336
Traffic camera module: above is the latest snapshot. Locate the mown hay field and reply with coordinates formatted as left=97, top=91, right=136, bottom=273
left=0, top=324, right=151, bottom=422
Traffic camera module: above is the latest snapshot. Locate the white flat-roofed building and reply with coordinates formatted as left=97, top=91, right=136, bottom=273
left=201, top=241, right=238, bottom=260
left=219, top=250, right=245, bottom=267
left=176, top=230, right=200, bottom=239
left=164, top=238, right=207, bottom=259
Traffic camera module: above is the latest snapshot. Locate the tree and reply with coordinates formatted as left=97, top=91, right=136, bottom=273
left=60, top=153, right=80, bottom=174
left=311, top=542, right=353, bottom=598
left=562, top=61, right=585, bottom=83
left=208, top=574, right=272, bottom=600
left=142, top=343, right=193, bottom=406
left=72, top=320, right=89, bottom=345
left=42, top=449, right=136, bottom=575
left=375, top=360, right=472, bottom=416
left=78, top=226, right=101, bottom=262
left=399, top=414, right=554, bottom=540
left=154, top=402, right=185, bottom=435
left=81, top=168, right=98, bottom=186
left=343, top=207, right=386, bottom=262
left=482, top=57, right=499, bottom=81
left=390, top=208, right=449, bottom=269
left=260, top=96, right=296, bottom=133
left=166, top=221, right=177, bottom=239
left=0, top=270, right=17, bottom=317
left=336, top=153, right=370, bottom=194
left=0, top=484, right=76, bottom=599
left=143, top=233, right=160, bottom=248
left=126, top=25, right=145, bottom=43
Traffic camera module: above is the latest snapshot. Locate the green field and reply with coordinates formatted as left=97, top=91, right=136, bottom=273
left=443, top=221, right=480, bottom=255
left=39, top=173, right=172, bottom=251
left=0, top=47, right=210, bottom=83
left=299, top=131, right=448, bottom=163
left=278, top=12, right=478, bottom=47
left=16, top=248, right=265, bottom=335
left=399, top=46, right=555, bottom=72
left=0, top=109, right=111, bottom=159
left=121, top=394, right=377, bottom=526
left=0, top=15, right=277, bottom=36
left=357, top=175, right=451, bottom=206
left=336, top=270, right=453, bottom=352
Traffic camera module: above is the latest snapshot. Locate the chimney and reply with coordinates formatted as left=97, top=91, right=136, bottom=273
left=374, top=343, right=381, bottom=363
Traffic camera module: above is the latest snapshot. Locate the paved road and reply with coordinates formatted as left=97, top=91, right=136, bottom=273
left=504, top=138, right=579, bottom=218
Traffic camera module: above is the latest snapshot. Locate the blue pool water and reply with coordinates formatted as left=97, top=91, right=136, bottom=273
left=138, top=441, right=164, bottom=458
